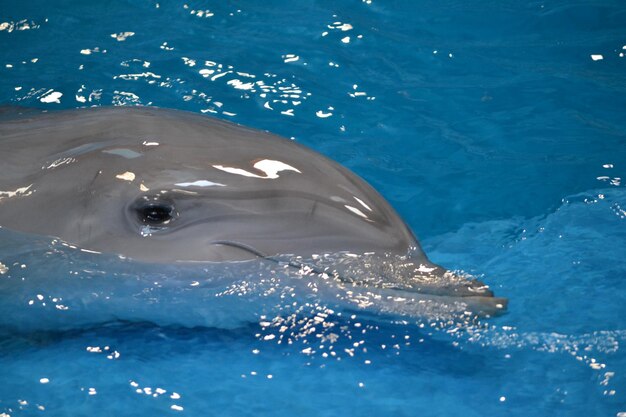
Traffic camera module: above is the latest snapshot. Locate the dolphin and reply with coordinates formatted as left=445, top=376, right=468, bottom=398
left=0, top=106, right=506, bottom=329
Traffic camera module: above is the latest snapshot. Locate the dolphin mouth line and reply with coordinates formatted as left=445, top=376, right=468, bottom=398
left=210, top=239, right=324, bottom=273
left=210, top=240, right=498, bottom=301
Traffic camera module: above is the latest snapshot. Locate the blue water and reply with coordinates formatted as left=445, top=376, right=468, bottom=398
left=1, top=0, right=625, bottom=416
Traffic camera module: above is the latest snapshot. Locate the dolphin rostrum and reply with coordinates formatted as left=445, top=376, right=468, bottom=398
left=0, top=106, right=506, bottom=328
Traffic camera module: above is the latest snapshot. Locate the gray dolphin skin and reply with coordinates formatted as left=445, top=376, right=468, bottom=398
left=0, top=106, right=506, bottom=322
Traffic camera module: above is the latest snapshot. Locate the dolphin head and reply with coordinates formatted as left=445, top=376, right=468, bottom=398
left=0, top=106, right=506, bottom=317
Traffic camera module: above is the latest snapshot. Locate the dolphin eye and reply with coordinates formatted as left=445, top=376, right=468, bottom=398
left=141, top=203, right=174, bottom=225
left=134, top=199, right=177, bottom=226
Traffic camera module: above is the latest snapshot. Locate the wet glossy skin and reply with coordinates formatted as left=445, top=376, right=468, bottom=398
left=0, top=106, right=504, bottom=307
left=0, top=106, right=416, bottom=260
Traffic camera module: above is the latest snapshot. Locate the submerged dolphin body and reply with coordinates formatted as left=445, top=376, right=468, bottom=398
left=0, top=106, right=505, bottom=329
